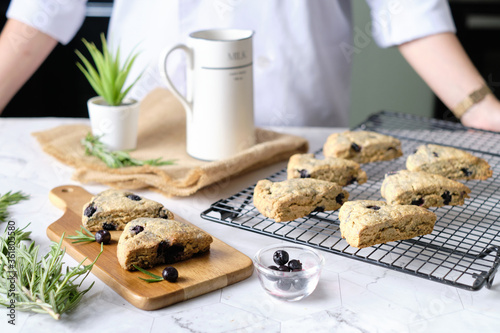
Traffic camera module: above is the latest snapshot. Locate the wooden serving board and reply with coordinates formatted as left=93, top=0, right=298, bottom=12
left=46, top=185, right=253, bottom=311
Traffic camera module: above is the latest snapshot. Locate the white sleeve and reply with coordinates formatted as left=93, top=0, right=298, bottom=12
left=364, top=0, right=456, bottom=48
left=6, top=0, right=87, bottom=45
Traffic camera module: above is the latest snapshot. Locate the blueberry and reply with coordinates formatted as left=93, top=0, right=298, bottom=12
left=126, top=194, right=142, bottom=201
left=268, top=265, right=279, bottom=271
left=273, top=250, right=289, bottom=266
left=461, top=168, right=472, bottom=177
left=95, top=230, right=111, bottom=244
left=298, top=169, right=311, bottom=178
left=442, top=191, right=452, bottom=205
left=366, top=205, right=381, bottom=210
left=162, top=266, right=178, bottom=282
left=313, top=206, right=325, bottom=212
left=335, top=193, right=345, bottom=205
left=347, top=177, right=357, bottom=185
left=288, top=259, right=302, bottom=271
left=102, top=223, right=116, bottom=231
left=293, top=278, right=308, bottom=290
left=276, top=278, right=292, bottom=291
left=131, top=225, right=144, bottom=235
left=351, top=143, right=362, bottom=152
left=159, top=208, right=173, bottom=219
left=278, top=265, right=291, bottom=272
left=411, top=198, right=424, bottom=206
left=84, top=203, right=96, bottom=217
left=157, top=241, right=184, bottom=264
left=432, top=152, right=439, bottom=157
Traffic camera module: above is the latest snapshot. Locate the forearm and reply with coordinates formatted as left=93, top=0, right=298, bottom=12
left=0, top=19, right=57, bottom=113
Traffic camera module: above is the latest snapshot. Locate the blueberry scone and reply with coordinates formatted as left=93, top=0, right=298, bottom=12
left=406, top=144, right=492, bottom=180
left=287, top=153, right=367, bottom=186
left=117, top=218, right=213, bottom=270
left=381, top=170, right=471, bottom=208
left=338, top=200, right=436, bottom=248
left=323, top=130, right=402, bottom=163
left=253, top=178, right=349, bottom=222
left=82, top=189, right=174, bottom=231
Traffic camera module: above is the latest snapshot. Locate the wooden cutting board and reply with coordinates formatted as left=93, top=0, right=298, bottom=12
left=46, top=185, right=254, bottom=311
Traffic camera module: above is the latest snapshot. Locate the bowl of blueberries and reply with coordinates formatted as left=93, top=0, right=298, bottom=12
left=253, top=243, right=324, bottom=302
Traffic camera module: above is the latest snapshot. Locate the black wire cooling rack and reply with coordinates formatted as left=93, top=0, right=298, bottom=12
left=200, top=111, right=500, bottom=291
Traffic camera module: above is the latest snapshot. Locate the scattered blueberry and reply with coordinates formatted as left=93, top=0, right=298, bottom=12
left=95, top=230, right=111, bottom=245
left=298, top=169, right=311, bottom=178
left=273, top=250, right=289, bottom=266
left=411, top=198, right=425, bottom=206
left=276, top=278, right=292, bottom=291
left=351, top=143, right=361, bottom=152
left=335, top=193, right=345, bottom=205
left=366, top=205, right=381, bottom=210
left=288, top=259, right=302, bottom=271
left=84, top=203, right=96, bottom=217
left=102, top=222, right=116, bottom=231
left=442, top=191, right=452, bottom=205
left=461, top=168, right=472, bottom=177
left=126, top=194, right=142, bottom=201
left=162, top=266, right=179, bottom=282
left=131, top=225, right=144, bottom=235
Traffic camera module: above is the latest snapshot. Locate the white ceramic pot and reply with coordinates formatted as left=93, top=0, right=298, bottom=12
left=87, top=96, right=140, bottom=151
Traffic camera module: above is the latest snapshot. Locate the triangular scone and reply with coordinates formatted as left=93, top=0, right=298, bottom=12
left=253, top=178, right=349, bottom=222
left=82, top=189, right=174, bottom=231
left=338, top=200, right=436, bottom=249
left=406, top=144, right=492, bottom=180
left=381, top=170, right=471, bottom=208
left=323, top=130, right=402, bottom=163
left=117, top=218, right=213, bottom=270
left=287, top=153, right=367, bottom=186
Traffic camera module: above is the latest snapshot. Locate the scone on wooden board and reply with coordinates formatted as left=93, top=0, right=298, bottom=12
left=117, top=218, right=213, bottom=270
left=82, top=189, right=174, bottom=231
left=338, top=200, right=436, bottom=249
left=253, top=178, right=349, bottom=222
left=406, top=144, right=493, bottom=180
left=323, top=130, right=403, bottom=164
left=286, top=153, right=367, bottom=186
left=381, top=170, right=471, bottom=208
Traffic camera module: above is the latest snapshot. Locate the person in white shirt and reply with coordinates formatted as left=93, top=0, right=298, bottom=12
left=1, top=0, right=499, bottom=131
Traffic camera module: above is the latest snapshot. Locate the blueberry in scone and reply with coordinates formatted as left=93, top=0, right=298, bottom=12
left=117, top=217, right=213, bottom=270
left=253, top=178, right=349, bottom=222
left=381, top=170, right=471, bottom=208
left=287, top=153, right=367, bottom=186
left=338, top=200, right=436, bottom=248
left=82, top=189, right=174, bottom=231
left=323, top=130, right=402, bottom=163
left=406, top=144, right=492, bottom=180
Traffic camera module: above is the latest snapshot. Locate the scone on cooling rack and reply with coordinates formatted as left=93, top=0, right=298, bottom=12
left=253, top=178, right=349, bottom=222
left=381, top=170, right=471, bottom=208
left=338, top=200, right=436, bottom=249
left=286, top=153, right=367, bottom=186
left=406, top=144, right=492, bottom=180
left=323, top=130, right=403, bottom=164
left=82, top=189, right=174, bottom=231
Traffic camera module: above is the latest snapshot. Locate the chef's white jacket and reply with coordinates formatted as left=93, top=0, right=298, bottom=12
left=7, top=0, right=455, bottom=127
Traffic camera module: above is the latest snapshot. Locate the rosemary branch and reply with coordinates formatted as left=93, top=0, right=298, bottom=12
left=67, top=226, right=96, bottom=244
left=133, top=264, right=163, bottom=283
left=81, top=132, right=176, bottom=168
left=0, top=225, right=103, bottom=319
left=0, top=191, right=29, bottom=222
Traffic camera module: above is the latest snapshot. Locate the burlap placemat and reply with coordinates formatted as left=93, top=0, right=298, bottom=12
left=33, top=88, right=308, bottom=197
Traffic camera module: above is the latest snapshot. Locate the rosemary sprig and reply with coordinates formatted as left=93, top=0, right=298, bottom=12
left=133, top=264, right=163, bottom=283
left=67, top=226, right=96, bottom=244
left=0, top=226, right=103, bottom=320
left=0, top=191, right=29, bottom=222
left=81, top=132, right=176, bottom=168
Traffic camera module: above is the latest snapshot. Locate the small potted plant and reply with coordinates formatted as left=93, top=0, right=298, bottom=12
left=76, top=33, right=141, bottom=151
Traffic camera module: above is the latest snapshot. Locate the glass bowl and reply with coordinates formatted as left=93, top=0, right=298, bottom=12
left=253, top=243, right=324, bottom=302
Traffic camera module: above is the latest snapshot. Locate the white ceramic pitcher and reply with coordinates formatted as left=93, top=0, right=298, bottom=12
left=159, top=29, right=255, bottom=161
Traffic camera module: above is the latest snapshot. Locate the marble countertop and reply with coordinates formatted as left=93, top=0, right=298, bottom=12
left=1, top=118, right=499, bottom=333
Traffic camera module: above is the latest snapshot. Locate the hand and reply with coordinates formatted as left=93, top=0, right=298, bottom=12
left=460, top=94, right=500, bottom=132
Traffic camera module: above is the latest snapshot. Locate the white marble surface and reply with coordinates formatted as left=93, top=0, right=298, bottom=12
left=1, top=118, right=500, bottom=333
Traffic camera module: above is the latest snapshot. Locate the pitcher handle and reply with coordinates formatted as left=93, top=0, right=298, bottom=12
left=159, top=44, right=194, bottom=115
